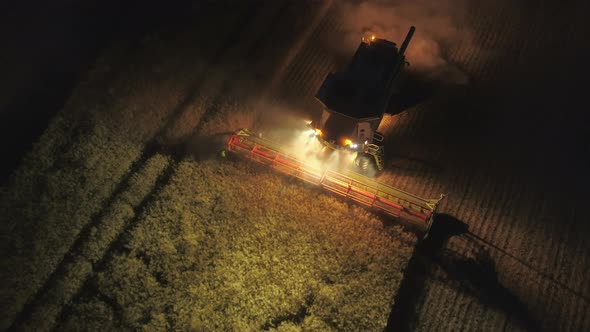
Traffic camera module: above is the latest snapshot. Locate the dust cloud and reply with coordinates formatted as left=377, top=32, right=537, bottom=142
left=335, top=0, right=475, bottom=84
left=244, top=100, right=356, bottom=171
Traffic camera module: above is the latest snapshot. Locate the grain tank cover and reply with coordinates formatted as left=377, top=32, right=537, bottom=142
left=315, top=27, right=415, bottom=120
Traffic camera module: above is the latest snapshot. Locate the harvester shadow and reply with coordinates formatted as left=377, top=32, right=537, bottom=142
left=385, top=214, right=466, bottom=331
left=147, top=132, right=233, bottom=161
left=459, top=232, right=590, bottom=305
left=386, top=214, right=539, bottom=332
left=185, top=132, right=234, bottom=161
left=433, top=247, right=540, bottom=332
left=386, top=70, right=451, bottom=115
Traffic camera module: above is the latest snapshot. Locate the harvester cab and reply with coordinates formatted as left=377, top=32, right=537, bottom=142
left=311, top=26, right=416, bottom=176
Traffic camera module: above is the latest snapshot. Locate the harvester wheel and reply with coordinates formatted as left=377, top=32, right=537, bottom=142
left=359, top=155, right=370, bottom=171
left=354, top=152, right=377, bottom=176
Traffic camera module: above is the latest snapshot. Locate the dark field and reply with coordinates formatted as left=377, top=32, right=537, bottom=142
left=1, top=0, right=589, bottom=331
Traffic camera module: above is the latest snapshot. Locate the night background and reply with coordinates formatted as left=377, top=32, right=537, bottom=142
left=1, top=0, right=589, bottom=331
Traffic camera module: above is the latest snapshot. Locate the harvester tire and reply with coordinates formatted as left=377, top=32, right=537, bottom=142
left=355, top=152, right=376, bottom=176
left=359, top=155, right=370, bottom=171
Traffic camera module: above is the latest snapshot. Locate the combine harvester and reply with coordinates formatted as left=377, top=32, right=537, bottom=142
left=227, top=26, right=444, bottom=236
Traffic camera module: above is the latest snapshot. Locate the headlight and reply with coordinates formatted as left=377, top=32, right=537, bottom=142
left=305, top=128, right=322, bottom=137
